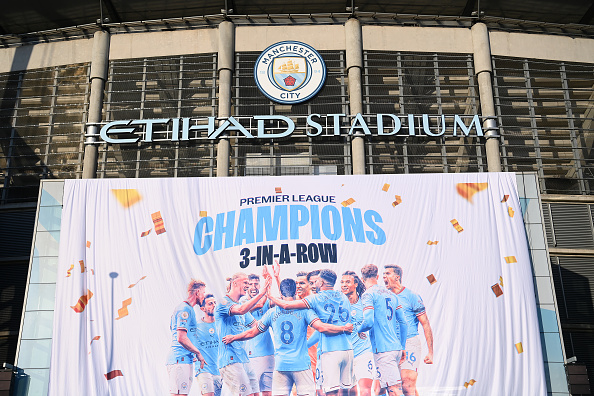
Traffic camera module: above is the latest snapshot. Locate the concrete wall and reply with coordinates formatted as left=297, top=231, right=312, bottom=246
left=1, top=23, right=593, bottom=72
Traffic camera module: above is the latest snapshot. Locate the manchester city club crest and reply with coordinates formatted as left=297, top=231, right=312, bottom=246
left=254, top=41, right=326, bottom=105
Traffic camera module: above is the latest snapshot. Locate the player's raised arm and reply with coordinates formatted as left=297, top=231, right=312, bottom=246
left=267, top=293, right=308, bottom=310
left=311, top=318, right=353, bottom=335
left=222, top=325, right=261, bottom=344
left=230, top=276, right=271, bottom=315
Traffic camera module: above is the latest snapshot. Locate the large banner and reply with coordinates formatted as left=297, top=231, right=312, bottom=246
left=50, top=173, right=546, bottom=395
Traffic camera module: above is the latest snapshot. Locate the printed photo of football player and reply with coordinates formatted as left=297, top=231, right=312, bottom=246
left=194, top=294, right=222, bottom=396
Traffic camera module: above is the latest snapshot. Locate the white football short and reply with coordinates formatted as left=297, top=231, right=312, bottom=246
left=374, top=350, right=402, bottom=389
left=220, top=363, right=254, bottom=396
left=353, top=351, right=375, bottom=382
left=400, top=335, right=422, bottom=372
left=315, top=357, right=323, bottom=390
left=196, top=373, right=222, bottom=395
left=319, top=350, right=353, bottom=393
left=249, top=355, right=274, bottom=392
left=272, top=369, right=315, bottom=396
left=167, top=363, right=193, bottom=395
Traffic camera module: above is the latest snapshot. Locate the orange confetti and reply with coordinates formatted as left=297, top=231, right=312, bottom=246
left=427, top=274, right=437, bottom=285
left=86, top=241, right=91, bottom=248
left=128, top=276, right=147, bottom=288
left=508, top=207, right=515, bottom=217
left=71, top=289, right=93, bottom=313
left=66, top=264, right=74, bottom=278
left=464, top=379, right=477, bottom=388
left=140, top=229, right=152, bottom=237
left=515, top=342, right=524, bottom=354
left=111, top=189, right=142, bottom=208
left=275, top=187, right=282, bottom=194
left=151, top=211, right=166, bottom=235
left=392, top=195, right=402, bottom=207
left=105, top=370, right=123, bottom=380
left=382, top=183, right=390, bottom=192
left=456, top=182, right=488, bottom=203
left=90, top=336, right=101, bottom=344
left=427, top=240, right=439, bottom=245
left=341, top=198, right=356, bottom=207
left=501, top=195, right=509, bottom=203
left=499, top=276, right=504, bottom=287
left=91, top=269, right=95, bottom=275
left=79, top=260, right=86, bottom=273
left=450, top=219, right=464, bottom=233
left=116, top=298, right=132, bottom=320
left=199, top=211, right=208, bottom=217
left=492, top=283, right=503, bottom=297
left=504, top=256, right=517, bottom=264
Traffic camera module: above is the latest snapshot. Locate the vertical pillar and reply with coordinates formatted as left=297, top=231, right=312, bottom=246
left=345, top=18, right=366, bottom=175
left=216, top=20, right=235, bottom=177
left=471, top=22, right=502, bottom=172
left=82, top=30, right=110, bottom=179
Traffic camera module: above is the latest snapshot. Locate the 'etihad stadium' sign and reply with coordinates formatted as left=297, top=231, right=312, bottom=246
left=98, top=113, right=484, bottom=144
left=254, top=41, right=326, bottom=104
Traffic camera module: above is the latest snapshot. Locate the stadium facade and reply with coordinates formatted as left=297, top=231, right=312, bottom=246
left=0, top=2, right=593, bottom=395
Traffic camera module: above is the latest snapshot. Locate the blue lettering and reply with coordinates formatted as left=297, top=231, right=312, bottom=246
left=364, top=210, right=386, bottom=245
left=342, top=207, right=366, bottom=242
left=235, top=208, right=255, bottom=246
left=321, top=205, right=342, bottom=240
left=290, top=205, right=309, bottom=240
left=214, top=211, right=236, bottom=251
left=193, top=216, right=214, bottom=255
left=256, top=205, right=288, bottom=242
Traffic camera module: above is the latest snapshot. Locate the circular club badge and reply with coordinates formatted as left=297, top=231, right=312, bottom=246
left=254, top=41, right=326, bottom=105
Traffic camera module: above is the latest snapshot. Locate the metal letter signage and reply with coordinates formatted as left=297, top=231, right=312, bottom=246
left=254, top=41, right=326, bottom=104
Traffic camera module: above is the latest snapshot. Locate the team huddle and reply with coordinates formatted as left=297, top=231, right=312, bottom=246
left=166, top=264, right=434, bottom=396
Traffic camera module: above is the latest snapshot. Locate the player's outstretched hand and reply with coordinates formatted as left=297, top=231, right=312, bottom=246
left=424, top=353, right=433, bottom=364
left=263, top=276, right=272, bottom=292
left=273, top=261, right=281, bottom=278
left=262, top=265, right=271, bottom=280
left=343, top=323, right=354, bottom=333
left=222, top=335, right=236, bottom=344
left=196, top=353, right=206, bottom=370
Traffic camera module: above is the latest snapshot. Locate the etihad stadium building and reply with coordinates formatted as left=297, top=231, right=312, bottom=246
left=0, top=1, right=593, bottom=395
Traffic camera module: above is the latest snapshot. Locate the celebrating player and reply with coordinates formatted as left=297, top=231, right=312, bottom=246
left=269, top=269, right=353, bottom=396
left=215, top=272, right=271, bottom=396
left=223, top=278, right=354, bottom=396
left=341, top=271, right=375, bottom=396
left=194, top=294, right=222, bottom=396
left=358, top=264, right=407, bottom=396
left=296, top=271, right=319, bottom=384
left=383, top=265, right=433, bottom=396
left=245, top=274, right=275, bottom=396
left=306, top=270, right=321, bottom=295
left=166, top=279, right=207, bottom=396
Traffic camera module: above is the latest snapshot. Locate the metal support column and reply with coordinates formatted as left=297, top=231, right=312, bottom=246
left=216, top=20, right=235, bottom=177
left=471, top=22, right=502, bottom=172
left=82, top=29, right=110, bottom=179
left=345, top=18, right=365, bottom=175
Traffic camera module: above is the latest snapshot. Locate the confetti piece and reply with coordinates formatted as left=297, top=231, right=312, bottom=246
left=450, top=219, right=464, bottom=233
left=275, top=187, right=282, bottom=194
left=71, top=289, right=93, bottom=313
left=128, top=276, right=147, bottom=288
left=140, top=229, right=152, bottom=237
left=456, top=183, right=488, bottom=203
left=508, top=207, right=515, bottom=217
left=464, top=379, right=477, bottom=388
left=116, top=298, right=132, bottom=320
left=427, top=274, right=437, bottom=285
left=492, top=283, right=503, bottom=297
left=199, top=211, right=208, bottom=217
left=504, top=256, right=517, bottom=264
left=66, top=264, right=74, bottom=278
left=515, top=342, right=524, bottom=354
left=86, top=241, right=91, bottom=248
left=382, top=183, right=390, bottom=192
left=91, top=269, right=95, bottom=275
left=501, top=195, right=509, bottom=203
left=341, top=198, right=356, bottom=207
left=499, top=276, right=504, bottom=287
left=427, top=240, right=439, bottom=245
left=392, top=195, right=402, bottom=207
left=151, top=211, right=166, bottom=235
left=111, top=189, right=142, bottom=208
left=79, top=260, right=86, bottom=273
left=90, top=336, right=101, bottom=345
left=105, top=370, right=123, bottom=380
